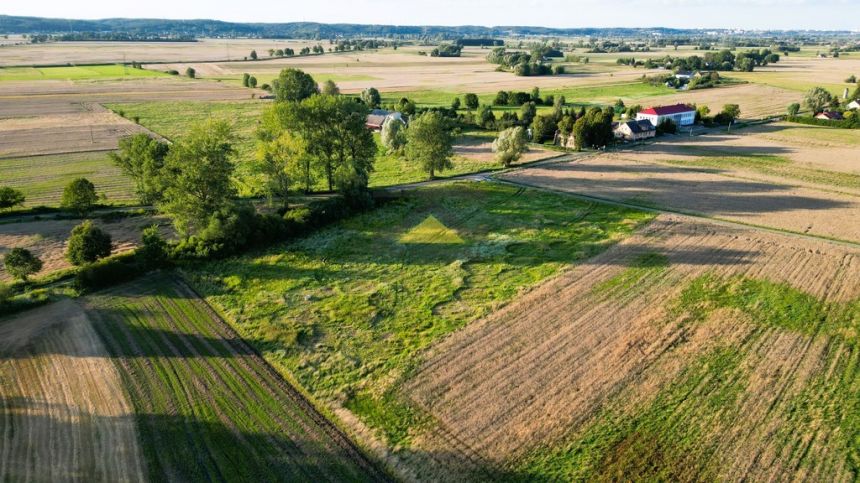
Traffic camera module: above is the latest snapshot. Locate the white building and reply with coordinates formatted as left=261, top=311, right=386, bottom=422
left=636, top=104, right=697, bottom=127
left=848, top=100, right=860, bottom=110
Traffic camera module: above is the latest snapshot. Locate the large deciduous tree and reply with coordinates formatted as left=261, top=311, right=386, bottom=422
left=0, top=187, right=25, bottom=211
left=360, top=87, right=381, bottom=109
left=405, top=111, right=454, bottom=179
left=804, top=87, right=834, bottom=114
left=61, top=178, right=99, bottom=215
left=109, top=133, right=169, bottom=204
left=492, top=127, right=529, bottom=167
left=272, top=68, right=319, bottom=102
left=66, top=220, right=112, bottom=265
left=254, top=131, right=310, bottom=203
left=158, top=119, right=237, bottom=235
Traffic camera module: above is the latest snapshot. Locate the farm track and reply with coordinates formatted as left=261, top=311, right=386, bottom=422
left=85, top=275, right=390, bottom=482
left=405, top=213, right=860, bottom=480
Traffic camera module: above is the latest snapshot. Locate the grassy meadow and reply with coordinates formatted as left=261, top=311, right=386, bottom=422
left=184, top=182, right=653, bottom=445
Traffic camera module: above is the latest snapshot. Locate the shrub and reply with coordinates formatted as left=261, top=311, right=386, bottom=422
left=75, top=252, right=144, bottom=292
left=464, top=93, right=480, bottom=109
left=185, top=67, right=196, bottom=78
left=0, top=186, right=25, bottom=211
left=66, top=220, right=112, bottom=266
left=137, top=225, right=170, bottom=269
left=61, top=178, right=99, bottom=215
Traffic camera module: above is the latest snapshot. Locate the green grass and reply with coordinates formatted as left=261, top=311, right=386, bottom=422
left=0, top=152, right=135, bottom=207
left=725, top=72, right=848, bottom=96
left=661, top=153, right=860, bottom=191
left=185, top=182, right=653, bottom=445
left=515, top=273, right=860, bottom=481
left=88, top=275, right=383, bottom=482
left=0, top=64, right=169, bottom=82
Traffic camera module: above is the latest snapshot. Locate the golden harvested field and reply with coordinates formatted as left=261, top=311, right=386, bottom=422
left=502, top=152, right=860, bottom=243
left=0, top=216, right=172, bottom=281
left=0, top=38, right=323, bottom=66
left=636, top=83, right=802, bottom=120
left=453, top=137, right=556, bottom=164
left=0, top=300, right=146, bottom=482
left=159, top=46, right=659, bottom=94
left=406, top=213, right=860, bottom=481
left=727, top=55, right=860, bottom=95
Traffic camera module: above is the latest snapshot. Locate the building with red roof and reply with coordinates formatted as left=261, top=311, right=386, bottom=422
left=636, top=103, right=696, bottom=127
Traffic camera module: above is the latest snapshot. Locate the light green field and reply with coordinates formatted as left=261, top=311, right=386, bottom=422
left=726, top=72, right=849, bottom=96
left=186, top=182, right=652, bottom=446
left=0, top=152, right=135, bottom=207
left=0, top=64, right=169, bottom=82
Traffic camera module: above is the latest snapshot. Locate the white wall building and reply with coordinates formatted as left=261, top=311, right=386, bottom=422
left=636, top=104, right=696, bottom=127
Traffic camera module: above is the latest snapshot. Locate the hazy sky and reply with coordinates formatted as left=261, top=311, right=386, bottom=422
left=3, top=0, right=860, bottom=30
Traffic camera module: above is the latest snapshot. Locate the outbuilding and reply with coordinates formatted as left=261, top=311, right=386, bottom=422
left=815, top=111, right=844, bottom=121
left=366, top=110, right=404, bottom=130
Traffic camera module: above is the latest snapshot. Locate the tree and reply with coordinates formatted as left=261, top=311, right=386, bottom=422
left=493, top=91, right=509, bottom=106
left=66, top=220, right=112, bottom=266
left=361, top=87, right=381, bottom=108
left=657, top=118, right=677, bottom=134
left=185, top=67, right=196, bottom=78
left=248, top=76, right=257, bottom=88
left=572, top=107, right=614, bottom=150
left=451, top=97, right=461, bottom=110
left=3, top=248, right=42, bottom=281
left=531, top=114, right=557, bottom=143
left=492, top=127, right=529, bottom=167
left=110, top=134, right=169, bottom=204
left=322, top=79, right=340, bottom=95
left=242, top=73, right=250, bottom=87
left=272, top=68, right=319, bottom=102
left=721, top=104, right=741, bottom=121
left=61, top=178, right=99, bottom=215
left=255, top=131, right=309, bottom=203
left=250, top=50, right=258, bottom=60
left=804, top=87, right=834, bottom=114
left=464, top=93, right=480, bottom=109
left=405, top=111, right=454, bottom=179
left=381, top=118, right=406, bottom=154
left=520, top=102, right=537, bottom=125
left=159, top=119, right=237, bottom=235
left=787, top=103, right=801, bottom=117
left=531, top=86, right=541, bottom=104
left=477, top=105, right=496, bottom=129
left=0, top=187, right=25, bottom=211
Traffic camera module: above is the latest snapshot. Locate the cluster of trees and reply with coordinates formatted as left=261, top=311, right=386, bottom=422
left=241, top=73, right=258, bottom=88
left=586, top=41, right=650, bottom=53
left=787, top=87, right=860, bottom=127
left=266, top=45, right=324, bottom=58
left=430, top=44, right=463, bottom=57
left=639, top=49, right=779, bottom=72
left=486, top=48, right=563, bottom=77
left=330, top=39, right=394, bottom=52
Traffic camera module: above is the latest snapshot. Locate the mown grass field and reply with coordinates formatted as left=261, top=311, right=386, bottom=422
left=86, top=275, right=388, bottom=482
left=0, top=64, right=169, bottom=81
left=0, top=151, right=135, bottom=207
left=185, top=182, right=653, bottom=447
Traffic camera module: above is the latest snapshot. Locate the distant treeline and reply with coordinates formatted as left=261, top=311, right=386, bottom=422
left=4, top=15, right=856, bottom=41
left=29, top=32, right=196, bottom=42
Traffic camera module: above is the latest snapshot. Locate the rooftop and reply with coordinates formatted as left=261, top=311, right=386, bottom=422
left=639, top=104, right=696, bottom=116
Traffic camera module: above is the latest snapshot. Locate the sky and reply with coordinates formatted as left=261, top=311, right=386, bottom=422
left=3, top=0, right=860, bottom=31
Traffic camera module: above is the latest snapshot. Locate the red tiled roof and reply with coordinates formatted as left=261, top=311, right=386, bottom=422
left=639, top=104, right=695, bottom=116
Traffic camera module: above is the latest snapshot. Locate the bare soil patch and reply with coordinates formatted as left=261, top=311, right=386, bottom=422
left=453, top=137, right=556, bottom=164
left=0, top=300, right=146, bottom=482
left=406, top=213, right=860, bottom=480
left=502, top=154, right=860, bottom=243
left=0, top=215, right=172, bottom=281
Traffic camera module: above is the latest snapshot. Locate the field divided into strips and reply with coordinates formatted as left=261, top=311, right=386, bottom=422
left=407, top=214, right=860, bottom=481
left=85, top=275, right=388, bottom=482
left=0, top=300, right=147, bottom=482
left=0, top=152, right=134, bottom=207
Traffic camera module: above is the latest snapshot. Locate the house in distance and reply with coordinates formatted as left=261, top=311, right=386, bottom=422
left=636, top=104, right=697, bottom=127
left=613, top=119, right=657, bottom=141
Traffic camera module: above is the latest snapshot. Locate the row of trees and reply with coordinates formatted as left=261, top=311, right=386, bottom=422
left=638, top=49, right=780, bottom=72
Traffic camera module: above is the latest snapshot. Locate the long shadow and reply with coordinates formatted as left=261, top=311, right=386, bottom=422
left=0, top=397, right=393, bottom=483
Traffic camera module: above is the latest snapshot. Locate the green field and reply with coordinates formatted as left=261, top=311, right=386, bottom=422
left=185, top=182, right=653, bottom=445
left=0, top=64, right=169, bottom=81
left=0, top=151, right=135, bottom=207
left=107, top=100, right=533, bottom=193
left=87, top=276, right=387, bottom=482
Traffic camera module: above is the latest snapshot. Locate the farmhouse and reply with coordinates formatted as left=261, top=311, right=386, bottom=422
left=366, top=109, right=403, bottom=130
left=848, top=100, right=860, bottom=110
left=815, top=111, right=844, bottom=121
left=613, top=119, right=657, bottom=141
left=637, top=104, right=696, bottom=127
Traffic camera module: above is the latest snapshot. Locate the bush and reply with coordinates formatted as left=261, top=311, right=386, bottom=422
left=0, top=186, right=25, bottom=211
left=185, top=67, right=196, bottom=78
left=657, top=118, right=677, bottom=134
left=75, top=252, right=145, bottom=292
left=67, top=220, right=112, bottom=266
left=464, top=93, right=479, bottom=109
left=137, top=225, right=170, bottom=269
left=60, top=178, right=98, bottom=215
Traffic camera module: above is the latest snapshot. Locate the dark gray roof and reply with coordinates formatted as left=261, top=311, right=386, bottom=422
left=619, top=119, right=656, bottom=134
